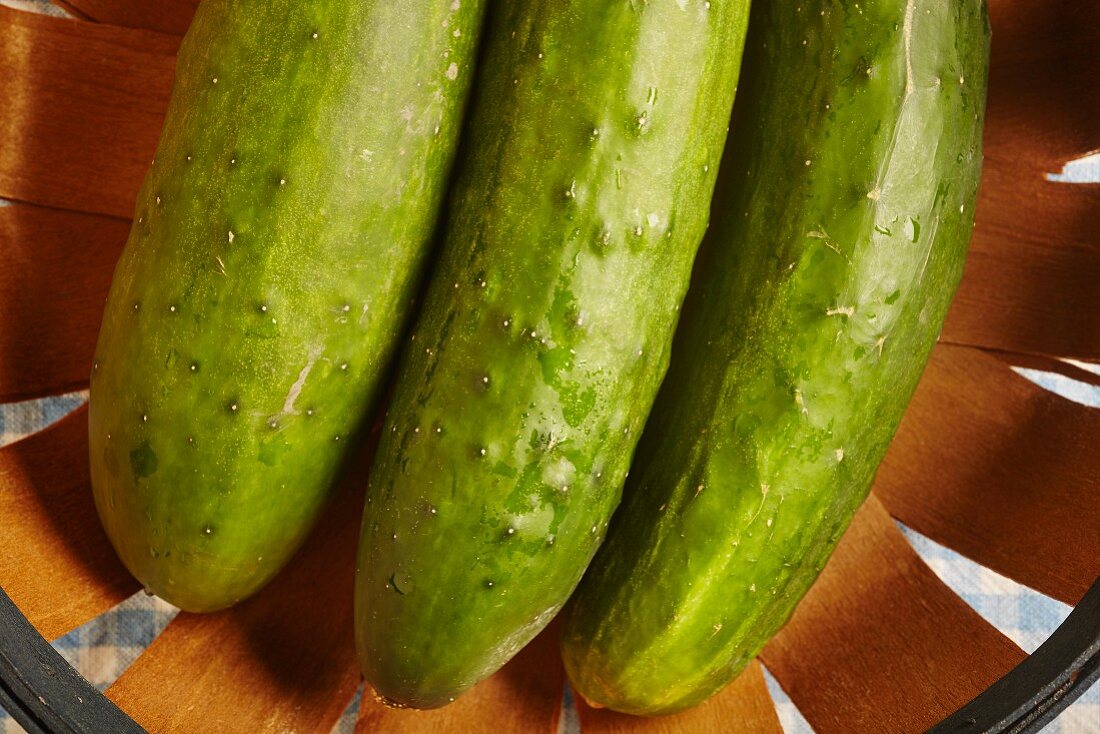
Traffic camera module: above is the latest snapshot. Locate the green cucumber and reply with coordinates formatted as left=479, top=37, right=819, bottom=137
left=89, top=0, right=486, bottom=612
left=562, top=0, right=990, bottom=715
left=355, top=0, right=751, bottom=709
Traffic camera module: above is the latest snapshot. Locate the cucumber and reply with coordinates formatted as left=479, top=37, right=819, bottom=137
left=354, top=0, right=751, bottom=709
left=88, top=0, right=486, bottom=612
left=562, top=0, right=990, bottom=715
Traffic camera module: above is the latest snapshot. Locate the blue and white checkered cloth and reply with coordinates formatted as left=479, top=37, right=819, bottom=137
left=0, top=0, right=1097, bottom=727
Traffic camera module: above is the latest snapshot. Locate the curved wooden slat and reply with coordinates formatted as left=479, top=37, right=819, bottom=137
left=106, top=454, right=370, bottom=734
left=356, top=621, right=564, bottom=734
left=874, top=344, right=1100, bottom=606
left=983, top=350, right=1100, bottom=389
left=574, top=660, right=781, bottom=734
left=51, top=0, right=197, bottom=36
left=0, top=5, right=176, bottom=219
left=942, top=159, right=1100, bottom=360
left=0, top=405, right=139, bottom=641
left=759, top=496, right=1026, bottom=734
left=985, top=0, right=1100, bottom=171
left=0, top=203, right=127, bottom=403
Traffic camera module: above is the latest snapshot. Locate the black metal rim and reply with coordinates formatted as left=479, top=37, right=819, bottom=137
left=927, top=576, right=1100, bottom=734
left=1, top=579, right=1097, bottom=733
left=0, top=590, right=145, bottom=734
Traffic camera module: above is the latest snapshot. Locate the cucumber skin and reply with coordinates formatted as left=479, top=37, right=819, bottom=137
left=562, top=0, right=991, bottom=715
left=88, top=0, right=485, bottom=612
left=355, top=0, right=751, bottom=709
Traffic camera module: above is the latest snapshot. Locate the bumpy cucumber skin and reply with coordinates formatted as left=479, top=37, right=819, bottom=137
left=355, top=0, right=750, bottom=709
left=88, top=0, right=486, bottom=612
left=562, top=0, right=991, bottom=716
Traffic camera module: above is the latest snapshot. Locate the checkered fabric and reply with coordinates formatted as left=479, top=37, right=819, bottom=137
left=4, top=384, right=1099, bottom=734
left=0, top=0, right=1097, bottom=729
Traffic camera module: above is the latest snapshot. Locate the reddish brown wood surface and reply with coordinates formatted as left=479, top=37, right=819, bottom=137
left=760, top=496, right=1026, bottom=734
left=0, top=405, right=139, bottom=640
left=943, top=161, right=1100, bottom=360
left=0, top=6, right=176, bottom=219
left=356, top=622, right=565, bottom=734
left=575, top=660, right=782, bottom=734
left=52, top=0, right=197, bottom=36
left=107, top=454, right=370, bottom=734
left=943, top=0, right=1100, bottom=360
left=981, top=350, right=1100, bottom=389
left=875, top=344, right=1100, bottom=606
left=0, top=203, right=127, bottom=402
left=985, top=0, right=1100, bottom=172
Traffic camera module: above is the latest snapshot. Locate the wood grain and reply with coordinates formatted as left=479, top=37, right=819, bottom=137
left=874, top=343, right=1100, bottom=606
left=980, top=350, right=1100, bottom=389
left=0, top=203, right=128, bottom=403
left=575, top=660, right=782, bottom=734
left=356, top=621, right=565, bottom=734
left=760, top=496, right=1026, bottom=734
left=107, top=450, right=371, bottom=734
left=0, top=5, right=176, bottom=218
left=51, top=0, right=197, bottom=36
left=0, top=405, right=139, bottom=641
left=985, top=0, right=1100, bottom=171
left=943, top=161, right=1100, bottom=360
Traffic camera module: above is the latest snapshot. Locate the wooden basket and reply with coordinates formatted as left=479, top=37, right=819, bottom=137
left=0, top=1, right=1097, bottom=732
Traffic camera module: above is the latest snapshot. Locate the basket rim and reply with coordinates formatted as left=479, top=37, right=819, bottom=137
left=0, top=588, right=143, bottom=734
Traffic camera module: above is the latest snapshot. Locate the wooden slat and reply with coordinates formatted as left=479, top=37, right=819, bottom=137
left=943, top=160, right=1100, bottom=360
left=575, top=660, right=782, bottom=734
left=0, top=5, right=176, bottom=219
left=981, top=349, right=1100, bottom=389
left=107, top=452, right=370, bottom=734
left=356, top=621, right=565, bottom=734
left=760, top=496, right=1026, bottom=734
left=0, top=405, right=139, bottom=640
left=51, top=0, right=197, bottom=36
left=941, top=1, right=1100, bottom=360
left=985, top=0, right=1100, bottom=172
left=874, top=343, right=1100, bottom=606
left=0, top=203, right=128, bottom=403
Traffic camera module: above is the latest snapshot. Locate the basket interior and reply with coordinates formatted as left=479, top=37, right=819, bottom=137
left=0, top=0, right=1098, bottom=732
